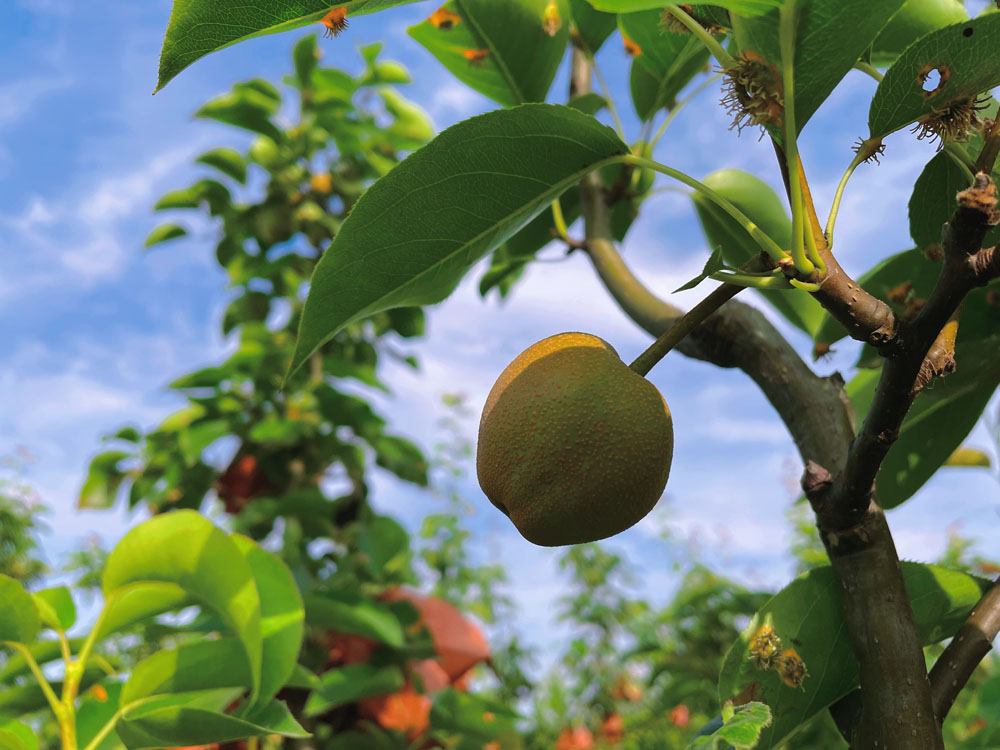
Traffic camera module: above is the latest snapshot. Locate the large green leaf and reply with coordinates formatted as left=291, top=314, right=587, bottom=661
left=908, top=101, right=1000, bottom=252
left=0, top=721, right=36, bottom=750
left=102, top=512, right=262, bottom=702
left=869, top=14, right=1000, bottom=138
left=116, top=691, right=308, bottom=747
left=303, top=663, right=405, bottom=717
left=303, top=591, right=404, bottom=647
left=156, top=0, right=423, bottom=91
left=96, top=583, right=192, bottom=640
left=32, top=587, right=76, bottom=632
left=120, top=639, right=252, bottom=707
left=847, top=338, right=1000, bottom=509
left=568, top=0, right=618, bottom=53
left=620, top=10, right=711, bottom=119
left=408, top=0, right=570, bottom=107
left=732, top=0, right=905, bottom=136
left=79, top=451, right=131, bottom=510
left=689, top=703, right=771, bottom=750
left=231, top=535, right=305, bottom=710
left=718, top=562, right=988, bottom=749
left=76, top=682, right=124, bottom=750
left=0, top=576, right=39, bottom=645
left=291, top=103, right=629, bottom=373
left=693, top=169, right=825, bottom=336
left=587, top=0, right=780, bottom=15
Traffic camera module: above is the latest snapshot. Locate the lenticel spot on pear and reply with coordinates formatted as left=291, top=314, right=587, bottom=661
left=476, top=332, right=673, bottom=547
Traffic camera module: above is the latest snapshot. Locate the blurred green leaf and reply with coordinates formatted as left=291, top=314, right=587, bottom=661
left=196, top=147, right=247, bottom=184
left=144, top=223, right=188, bottom=248
left=303, top=663, right=405, bottom=716
left=568, top=0, right=617, bottom=53
left=79, top=451, right=130, bottom=509
left=32, top=587, right=75, bottom=631
left=304, top=591, right=404, bottom=647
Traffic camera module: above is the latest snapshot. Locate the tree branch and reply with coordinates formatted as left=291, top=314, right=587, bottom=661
left=801, top=174, right=1000, bottom=749
left=929, top=577, right=1000, bottom=723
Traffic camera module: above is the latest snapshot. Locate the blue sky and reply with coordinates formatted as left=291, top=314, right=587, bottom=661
left=2, top=0, right=999, bottom=657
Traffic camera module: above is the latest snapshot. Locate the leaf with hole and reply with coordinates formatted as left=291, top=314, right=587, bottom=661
left=869, top=13, right=1000, bottom=138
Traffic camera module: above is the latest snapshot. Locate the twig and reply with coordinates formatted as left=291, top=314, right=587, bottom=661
left=929, top=578, right=1000, bottom=722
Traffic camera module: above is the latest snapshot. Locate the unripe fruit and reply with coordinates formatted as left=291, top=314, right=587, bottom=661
left=870, top=0, right=967, bottom=66
left=476, top=332, right=673, bottom=547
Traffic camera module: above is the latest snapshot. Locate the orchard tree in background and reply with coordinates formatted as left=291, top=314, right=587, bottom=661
left=147, top=0, right=1000, bottom=748
left=4, top=1, right=1000, bottom=749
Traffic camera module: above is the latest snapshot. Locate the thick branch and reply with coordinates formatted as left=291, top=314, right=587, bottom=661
left=929, top=578, right=1000, bottom=722
left=802, top=174, right=1000, bottom=750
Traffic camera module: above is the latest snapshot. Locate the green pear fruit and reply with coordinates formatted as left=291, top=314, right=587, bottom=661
left=477, top=332, right=673, bottom=546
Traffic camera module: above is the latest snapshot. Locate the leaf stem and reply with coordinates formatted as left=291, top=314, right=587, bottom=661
left=82, top=709, right=126, bottom=750
left=629, top=283, right=743, bottom=376
left=825, top=148, right=867, bottom=249
left=709, top=270, right=795, bottom=289
left=853, top=61, right=884, bottom=83
left=591, top=56, right=626, bottom=141
left=779, top=0, right=814, bottom=277
left=624, top=154, right=788, bottom=262
left=5, top=642, right=62, bottom=715
left=550, top=198, right=569, bottom=241
left=661, top=5, right=735, bottom=70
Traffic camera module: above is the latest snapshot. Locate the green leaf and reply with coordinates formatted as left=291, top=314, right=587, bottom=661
left=121, top=639, right=252, bottom=707
left=96, top=583, right=192, bottom=640
left=870, top=0, right=968, bottom=67
left=688, top=702, right=771, bottom=750
left=231, top=535, right=305, bottom=710
left=568, top=0, right=617, bottom=53
left=291, top=103, right=628, bottom=373
left=374, top=435, right=429, bottom=486
left=144, top=223, right=188, bottom=248
left=79, top=451, right=130, bottom=510
left=156, top=0, right=422, bottom=91
left=693, top=169, right=825, bottom=336
left=195, top=91, right=283, bottom=141
left=407, top=0, right=570, bottom=107
left=303, top=663, right=405, bottom=717
left=847, top=338, right=1000, bottom=509
left=76, top=682, right=124, bottom=750
left=116, top=692, right=308, bottom=747
left=567, top=92, right=607, bottom=115
left=154, top=179, right=232, bottom=216
left=284, top=663, right=321, bottom=690
left=32, top=587, right=76, bottom=631
left=619, top=10, right=711, bottom=119
left=380, top=89, right=435, bottom=152
left=103, top=511, right=263, bottom=703
left=358, top=516, right=410, bottom=576
left=733, top=0, right=906, bottom=136
left=0, top=576, right=40, bottom=644
left=0, top=721, right=36, bottom=750
left=304, top=591, right=404, bottom=647
left=674, top=246, right=727, bottom=293
left=430, top=689, right=520, bottom=739
left=869, top=14, right=1000, bottom=139
left=195, top=147, right=247, bottom=184
left=590, top=0, right=779, bottom=14
left=293, top=34, right=320, bottom=89
left=719, top=562, right=989, bottom=749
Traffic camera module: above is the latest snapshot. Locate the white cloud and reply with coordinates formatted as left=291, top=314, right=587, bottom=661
left=0, top=74, right=74, bottom=129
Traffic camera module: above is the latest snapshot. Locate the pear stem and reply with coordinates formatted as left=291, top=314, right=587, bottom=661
left=629, top=284, right=743, bottom=377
